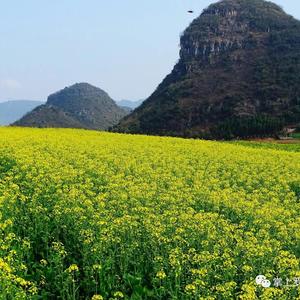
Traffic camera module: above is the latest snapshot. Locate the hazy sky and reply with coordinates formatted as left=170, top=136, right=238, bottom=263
left=0, top=0, right=299, bottom=102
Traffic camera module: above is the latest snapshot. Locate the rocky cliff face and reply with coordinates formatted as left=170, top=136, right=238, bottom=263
left=14, top=83, right=128, bottom=130
left=115, top=0, right=300, bottom=139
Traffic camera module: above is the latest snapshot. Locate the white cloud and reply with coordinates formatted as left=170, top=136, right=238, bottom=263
left=0, top=79, right=22, bottom=89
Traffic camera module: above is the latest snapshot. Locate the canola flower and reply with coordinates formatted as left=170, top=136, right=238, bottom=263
left=66, top=264, right=79, bottom=273
left=0, top=127, right=299, bottom=299
left=92, top=295, right=104, bottom=300
left=156, top=270, right=167, bottom=280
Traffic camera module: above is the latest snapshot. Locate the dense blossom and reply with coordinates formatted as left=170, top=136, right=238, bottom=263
left=0, top=128, right=299, bottom=299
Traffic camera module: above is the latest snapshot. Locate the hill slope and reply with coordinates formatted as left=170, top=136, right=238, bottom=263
left=15, top=83, right=128, bottom=130
left=0, top=100, right=43, bottom=125
left=115, top=0, right=300, bottom=139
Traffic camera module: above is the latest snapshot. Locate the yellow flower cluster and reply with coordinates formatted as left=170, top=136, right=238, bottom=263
left=156, top=270, right=167, bottom=280
left=66, top=264, right=79, bottom=273
left=0, top=127, right=299, bottom=299
left=91, top=295, right=103, bottom=300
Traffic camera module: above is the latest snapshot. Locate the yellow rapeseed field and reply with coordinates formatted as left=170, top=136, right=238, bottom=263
left=0, top=127, right=299, bottom=299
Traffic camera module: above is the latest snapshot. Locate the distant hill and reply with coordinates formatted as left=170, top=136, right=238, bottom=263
left=120, top=106, right=133, bottom=114
left=117, top=99, right=144, bottom=110
left=14, top=83, right=128, bottom=130
left=0, top=100, right=43, bottom=125
left=115, top=0, right=300, bottom=139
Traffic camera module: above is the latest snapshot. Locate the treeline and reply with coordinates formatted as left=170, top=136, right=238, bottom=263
left=211, top=115, right=284, bottom=140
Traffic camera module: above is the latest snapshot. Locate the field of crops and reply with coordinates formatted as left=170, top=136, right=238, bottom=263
left=0, top=128, right=300, bottom=299
left=231, top=141, right=300, bottom=153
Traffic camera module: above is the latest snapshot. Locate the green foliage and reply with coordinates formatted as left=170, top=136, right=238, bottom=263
left=233, top=140, right=300, bottom=153
left=292, top=133, right=300, bottom=139
left=211, top=115, right=284, bottom=139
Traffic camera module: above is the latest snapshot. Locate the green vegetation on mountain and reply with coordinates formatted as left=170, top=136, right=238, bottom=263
left=115, top=0, right=300, bottom=139
left=14, top=83, right=128, bottom=130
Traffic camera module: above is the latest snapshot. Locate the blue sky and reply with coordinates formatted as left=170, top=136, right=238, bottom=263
left=0, top=0, right=299, bottom=102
